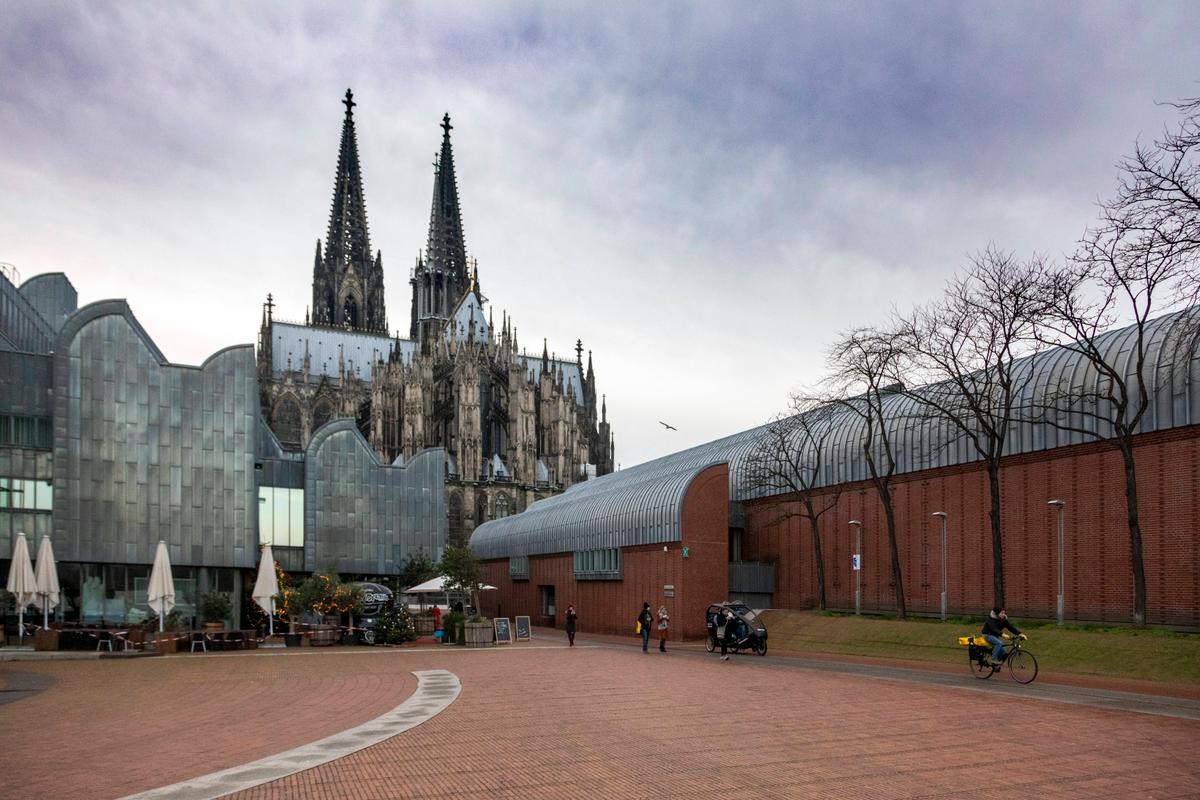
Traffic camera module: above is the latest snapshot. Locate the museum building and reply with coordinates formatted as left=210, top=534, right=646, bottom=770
left=0, top=266, right=446, bottom=627
left=472, top=309, right=1200, bottom=635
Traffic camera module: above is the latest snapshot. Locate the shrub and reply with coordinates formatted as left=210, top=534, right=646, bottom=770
left=201, top=591, right=232, bottom=623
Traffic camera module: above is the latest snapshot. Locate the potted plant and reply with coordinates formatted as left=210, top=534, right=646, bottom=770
left=272, top=566, right=304, bottom=647
left=201, top=591, right=231, bottom=633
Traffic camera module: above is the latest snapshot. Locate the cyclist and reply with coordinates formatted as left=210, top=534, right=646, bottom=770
left=982, top=606, right=1025, bottom=666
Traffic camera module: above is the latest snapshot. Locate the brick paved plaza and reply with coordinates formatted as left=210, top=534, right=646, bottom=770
left=2, top=635, right=1198, bottom=800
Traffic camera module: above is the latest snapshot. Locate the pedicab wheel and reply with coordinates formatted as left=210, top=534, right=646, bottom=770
left=970, top=655, right=995, bottom=680
left=754, top=640, right=768, bottom=657
left=1007, top=650, right=1038, bottom=684
left=704, top=635, right=716, bottom=653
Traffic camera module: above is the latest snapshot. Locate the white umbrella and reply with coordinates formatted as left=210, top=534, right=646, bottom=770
left=147, top=541, right=175, bottom=633
left=32, top=535, right=60, bottom=630
left=251, top=544, right=279, bottom=635
left=406, top=575, right=497, bottom=593
left=5, top=532, right=36, bottom=647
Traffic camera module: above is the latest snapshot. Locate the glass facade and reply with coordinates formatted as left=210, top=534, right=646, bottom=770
left=52, top=302, right=258, bottom=568
left=305, top=420, right=447, bottom=574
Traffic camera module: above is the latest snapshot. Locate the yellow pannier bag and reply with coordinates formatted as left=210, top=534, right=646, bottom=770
left=958, top=636, right=989, bottom=647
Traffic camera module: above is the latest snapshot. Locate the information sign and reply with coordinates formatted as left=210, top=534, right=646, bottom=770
left=494, top=616, right=513, bottom=645
left=514, top=615, right=531, bottom=641
left=851, top=554, right=861, bottom=571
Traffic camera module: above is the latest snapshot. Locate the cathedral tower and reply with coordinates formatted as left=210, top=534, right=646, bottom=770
left=312, top=89, right=387, bottom=332
left=410, top=113, right=473, bottom=345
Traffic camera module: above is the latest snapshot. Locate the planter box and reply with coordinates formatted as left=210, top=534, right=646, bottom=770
left=310, top=625, right=338, bottom=647
left=464, top=622, right=493, bottom=648
left=152, top=632, right=178, bottom=653
left=34, top=629, right=59, bottom=651
left=283, top=633, right=302, bottom=647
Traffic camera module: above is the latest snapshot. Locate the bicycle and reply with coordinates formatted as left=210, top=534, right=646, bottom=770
left=958, top=633, right=1039, bottom=685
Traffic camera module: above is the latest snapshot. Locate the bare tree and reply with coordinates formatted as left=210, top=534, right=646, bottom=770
left=1036, top=105, right=1200, bottom=625
left=745, top=396, right=844, bottom=610
left=895, top=247, right=1050, bottom=607
left=1105, top=97, right=1200, bottom=301
left=826, top=328, right=908, bottom=618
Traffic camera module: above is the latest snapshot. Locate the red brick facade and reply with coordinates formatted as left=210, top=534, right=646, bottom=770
left=742, top=426, right=1200, bottom=627
left=479, top=464, right=729, bottom=639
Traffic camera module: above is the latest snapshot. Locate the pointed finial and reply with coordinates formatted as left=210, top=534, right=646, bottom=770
left=441, top=112, right=453, bottom=137
left=575, top=339, right=583, bottom=363
left=265, top=293, right=274, bottom=321
left=343, top=88, right=356, bottom=115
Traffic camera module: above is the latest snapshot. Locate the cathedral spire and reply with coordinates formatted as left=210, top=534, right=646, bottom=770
left=312, top=89, right=386, bottom=331
left=425, top=113, right=469, bottom=285
left=326, top=89, right=372, bottom=271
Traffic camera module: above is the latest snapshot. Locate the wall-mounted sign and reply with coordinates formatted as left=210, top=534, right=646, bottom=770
left=663, top=584, right=675, bottom=598
left=494, top=617, right=512, bottom=645
left=514, top=615, right=531, bottom=641
left=682, top=547, right=689, bottom=558
left=852, top=554, right=861, bottom=571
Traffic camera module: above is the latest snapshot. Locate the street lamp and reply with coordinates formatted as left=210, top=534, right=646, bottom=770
left=1048, top=500, right=1066, bottom=625
left=848, top=520, right=862, bottom=616
left=931, top=512, right=948, bottom=620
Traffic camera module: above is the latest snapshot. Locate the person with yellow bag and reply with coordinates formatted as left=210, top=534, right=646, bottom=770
left=981, top=606, right=1025, bottom=668
left=637, top=602, right=653, bottom=652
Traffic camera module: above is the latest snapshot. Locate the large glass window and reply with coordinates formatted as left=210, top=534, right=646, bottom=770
left=573, top=548, right=621, bottom=580
left=509, top=555, right=528, bottom=580
left=0, top=478, right=53, bottom=511
left=258, top=486, right=304, bottom=548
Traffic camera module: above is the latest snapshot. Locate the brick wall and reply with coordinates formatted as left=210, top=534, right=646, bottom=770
left=742, top=426, right=1200, bottom=627
left=478, top=464, right=729, bottom=639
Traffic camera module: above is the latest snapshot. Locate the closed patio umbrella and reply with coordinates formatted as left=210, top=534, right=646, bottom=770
left=251, top=544, right=279, bottom=635
left=32, top=534, right=60, bottom=630
left=5, top=532, right=36, bottom=647
left=147, top=540, right=175, bottom=633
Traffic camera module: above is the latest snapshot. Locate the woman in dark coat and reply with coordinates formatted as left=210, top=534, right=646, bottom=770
left=564, top=605, right=578, bottom=646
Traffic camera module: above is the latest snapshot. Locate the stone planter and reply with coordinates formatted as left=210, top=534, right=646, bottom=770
left=203, top=622, right=224, bottom=634
left=464, top=621, right=493, bottom=648
left=34, top=629, right=59, bottom=651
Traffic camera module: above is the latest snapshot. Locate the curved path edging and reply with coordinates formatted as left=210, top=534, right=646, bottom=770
left=121, top=669, right=460, bottom=800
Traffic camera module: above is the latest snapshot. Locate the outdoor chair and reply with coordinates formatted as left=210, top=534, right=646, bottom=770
left=189, top=631, right=207, bottom=653
left=96, top=631, right=114, bottom=652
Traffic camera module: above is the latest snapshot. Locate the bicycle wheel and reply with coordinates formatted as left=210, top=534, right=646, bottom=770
left=969, top=653, right=995, bottom=679
left=704, top=635, right=715, bottom=653
left=1007, top=650, right=1038, bottom=684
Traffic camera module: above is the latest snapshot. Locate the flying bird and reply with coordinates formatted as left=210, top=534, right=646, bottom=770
left=659, top=421, right=677, bottom=431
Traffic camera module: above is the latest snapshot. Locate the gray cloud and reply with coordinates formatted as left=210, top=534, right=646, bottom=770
left=1, top=1, right=1198, bottom=466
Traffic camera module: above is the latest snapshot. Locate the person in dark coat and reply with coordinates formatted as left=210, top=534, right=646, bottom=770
left=638, top=602, right=653, bottom=652
left=564, top=605, right=578, bottom=646
left=981, top=607, right=1025, bottom=665
left=720, top=607, right=738, bottom=660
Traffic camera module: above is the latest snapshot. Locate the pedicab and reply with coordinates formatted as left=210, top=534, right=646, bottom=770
left=704, top=602, right=768, bottom=656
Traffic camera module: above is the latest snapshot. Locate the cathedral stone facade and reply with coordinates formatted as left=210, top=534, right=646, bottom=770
left=258, top=91, right=614, bottom=542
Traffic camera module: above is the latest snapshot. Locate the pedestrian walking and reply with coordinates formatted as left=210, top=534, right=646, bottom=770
left=657, top=605, right=670, bottom=652
left=720, top=607, right=736, bottom=660
left=565, top=605, right=578, bottom=646
left=637, top=602, right=653, bottom=652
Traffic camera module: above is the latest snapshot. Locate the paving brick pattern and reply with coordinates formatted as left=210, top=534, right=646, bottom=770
left=231, top=641, right=1199, bottom=800
left=0, top=650, right=415, bottom=799
left=3, top=639, right=1198, bottom=800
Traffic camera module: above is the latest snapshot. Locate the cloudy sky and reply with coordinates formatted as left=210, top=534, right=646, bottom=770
left=2, top=2, right=1198, bottom=467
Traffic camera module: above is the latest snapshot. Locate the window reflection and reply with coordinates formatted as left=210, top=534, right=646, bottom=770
left=258, top=486, right=304, bottom=547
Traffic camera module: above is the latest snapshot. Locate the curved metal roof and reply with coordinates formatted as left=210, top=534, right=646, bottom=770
left=472, top=310, right=1200, bottom=559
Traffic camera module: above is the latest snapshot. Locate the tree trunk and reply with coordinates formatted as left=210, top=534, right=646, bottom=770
left=986, top=463, right=1005, bottom=609
left=879, top=487, right=907, bottom=618
left=1120, top=444, right=1147, bottom=627
left=808, top=515, right=827, bottom=611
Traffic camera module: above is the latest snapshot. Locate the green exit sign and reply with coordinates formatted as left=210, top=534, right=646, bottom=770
left=682, top=546, right=689, bottom=558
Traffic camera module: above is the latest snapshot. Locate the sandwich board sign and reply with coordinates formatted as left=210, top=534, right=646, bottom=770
left=494, top=616, right=513, bottom=645
left=514, top=615, right=531, bottom=641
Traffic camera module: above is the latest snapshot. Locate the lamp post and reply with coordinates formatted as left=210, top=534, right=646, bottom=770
left=931, top=512, right=947, bottom=620
left=1048, top=500, right=1065, bottom=625
left=848, top=520, right=862, bottom=615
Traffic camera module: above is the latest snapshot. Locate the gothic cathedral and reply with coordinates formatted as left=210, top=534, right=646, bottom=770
left=257, top=90, right=615, bottom=542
